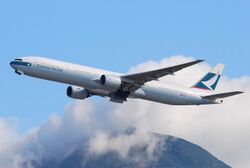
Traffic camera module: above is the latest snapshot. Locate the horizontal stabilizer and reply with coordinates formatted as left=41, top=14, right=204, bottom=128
left=202, top=91, right=243, bottom=99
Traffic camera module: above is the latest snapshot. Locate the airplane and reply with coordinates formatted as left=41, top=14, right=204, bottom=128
left=10, top=57, right=243, bottom=105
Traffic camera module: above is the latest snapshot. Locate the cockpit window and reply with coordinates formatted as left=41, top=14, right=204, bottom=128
left=15, top=58, right=23, bottom=61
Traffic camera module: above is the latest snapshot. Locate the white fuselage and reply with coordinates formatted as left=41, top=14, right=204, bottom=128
left=10, top=57, right=219, bottom=105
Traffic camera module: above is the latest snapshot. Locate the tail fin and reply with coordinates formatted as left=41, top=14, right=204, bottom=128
left=192, top=64, right=224, bottom=91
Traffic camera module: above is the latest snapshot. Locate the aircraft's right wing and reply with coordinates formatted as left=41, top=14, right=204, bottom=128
left=121, top=59, right=203, bottom=92
left=202, top=91, right=243, bottom=99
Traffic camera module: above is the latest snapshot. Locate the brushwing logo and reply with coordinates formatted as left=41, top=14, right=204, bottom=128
left=201, top=73, right=220, bottom=90
left=194, top=72, right=221, bottom=90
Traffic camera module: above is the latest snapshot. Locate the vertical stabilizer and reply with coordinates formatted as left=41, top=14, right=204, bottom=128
left=192, top=64, right=224, bottom=91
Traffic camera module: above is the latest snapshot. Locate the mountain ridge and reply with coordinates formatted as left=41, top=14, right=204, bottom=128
left=32, top=132, right=230, bottom=168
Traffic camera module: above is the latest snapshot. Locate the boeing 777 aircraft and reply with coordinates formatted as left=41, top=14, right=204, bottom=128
left=10, top=57, right=242, bottom=105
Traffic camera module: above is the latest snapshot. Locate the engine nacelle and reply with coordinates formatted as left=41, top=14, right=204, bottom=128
left=66, top=86, right=89, bottom=99
left=100, top=74, right=122, bottom=91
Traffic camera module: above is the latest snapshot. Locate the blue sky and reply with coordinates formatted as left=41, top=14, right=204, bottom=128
left=1, top=0, right=250, bottom=132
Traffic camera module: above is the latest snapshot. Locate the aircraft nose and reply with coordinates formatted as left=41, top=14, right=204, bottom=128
left=10, top=61, right=16, bottom=69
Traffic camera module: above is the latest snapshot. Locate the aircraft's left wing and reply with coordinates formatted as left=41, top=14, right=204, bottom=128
left=121, top=59, right=203, bottom=92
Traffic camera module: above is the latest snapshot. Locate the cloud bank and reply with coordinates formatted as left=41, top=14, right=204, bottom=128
left=1, top=55, right=250, bottom=168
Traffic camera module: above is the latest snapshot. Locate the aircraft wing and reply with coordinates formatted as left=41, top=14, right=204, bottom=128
left=121, top=59, right=203, bottom=92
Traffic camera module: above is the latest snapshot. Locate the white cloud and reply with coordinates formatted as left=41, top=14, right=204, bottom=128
left=1, top=55, right=249, bottom=168
left=88, top=129, right=162, bottom=159
left=0, top=118, right=40, bottom=168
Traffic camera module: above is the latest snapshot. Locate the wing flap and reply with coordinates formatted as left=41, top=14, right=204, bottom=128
left=202, top=91, right=243, bottom=99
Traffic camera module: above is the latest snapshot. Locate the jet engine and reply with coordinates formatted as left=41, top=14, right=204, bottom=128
left=100, top=74, right=122, bottom=91
left=66, top=86, right=90, bottom=99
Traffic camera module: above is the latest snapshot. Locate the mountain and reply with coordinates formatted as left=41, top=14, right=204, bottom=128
left=34, top=132, right=230, bottom=168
